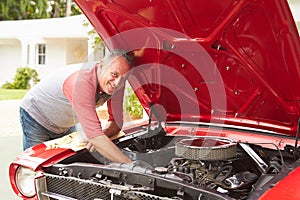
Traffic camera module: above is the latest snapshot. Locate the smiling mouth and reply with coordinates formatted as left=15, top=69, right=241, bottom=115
left=107, top=82, right=115, bottom=93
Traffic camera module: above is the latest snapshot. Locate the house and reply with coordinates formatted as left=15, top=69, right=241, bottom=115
left=0, top=14, right=103, bottom=85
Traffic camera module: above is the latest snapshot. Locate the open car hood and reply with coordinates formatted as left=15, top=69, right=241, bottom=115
left=75, top=0, right=300, bottom=136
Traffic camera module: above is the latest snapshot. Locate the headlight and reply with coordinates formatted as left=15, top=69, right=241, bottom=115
left=15, top=166, right=36, bottom=197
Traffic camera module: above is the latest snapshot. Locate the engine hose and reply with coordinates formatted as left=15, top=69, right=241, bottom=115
left=213, top=165, right=233, bottom=182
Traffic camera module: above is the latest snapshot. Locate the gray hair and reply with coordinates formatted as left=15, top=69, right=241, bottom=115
left=102, top=49, right=134, bottom=69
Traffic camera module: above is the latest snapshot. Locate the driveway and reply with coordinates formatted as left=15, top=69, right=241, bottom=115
left=0, top=100, right=23, bottom=199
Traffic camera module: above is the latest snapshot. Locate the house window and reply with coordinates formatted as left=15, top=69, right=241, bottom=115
left=36, top=44, right=46, bottom=65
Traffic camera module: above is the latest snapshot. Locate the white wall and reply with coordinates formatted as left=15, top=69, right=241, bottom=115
left=66, top=38, right=88, bottom=65
left=35, top=38, right=89, bottom=79
left=0, top=40, right=22, bottom=84
left=0, top=15, right=90, bottom=84
left=37, top=39, right=67, bottom=79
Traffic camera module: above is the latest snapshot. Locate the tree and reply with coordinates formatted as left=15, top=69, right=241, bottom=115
left=0, top=0, right=49, bottom=20
left=48, top=0, right=81, bottom=18
left=0, top=0, right=81, bottom=20
left=65, top=0, right=71, bottom=16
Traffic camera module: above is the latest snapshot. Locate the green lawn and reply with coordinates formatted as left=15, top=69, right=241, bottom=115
left=0, top=88, right=27, bottom=100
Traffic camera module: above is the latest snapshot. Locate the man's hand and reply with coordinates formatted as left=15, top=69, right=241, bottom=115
left=86, top=130, right=125, bottom=152
left=88, top=134, right=131, bottom=164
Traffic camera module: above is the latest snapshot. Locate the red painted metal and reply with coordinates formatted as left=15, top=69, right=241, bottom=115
left=9, top=144, right=76, bottom=199
left=10, top=143, right=76, bottom=171
left=259, top=166, right=300, bottom=200
left=75, top=0, right=300, bottom=136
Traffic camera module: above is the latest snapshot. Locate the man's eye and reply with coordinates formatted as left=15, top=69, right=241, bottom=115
left=111, top=72, right=117, bottom=77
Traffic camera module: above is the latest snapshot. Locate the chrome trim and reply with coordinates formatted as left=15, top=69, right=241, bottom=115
left=41, top=192, right=77, bottom=200
left=35, top=176, right=50, bottom=200
left=239, top=143, right=268, bottom=173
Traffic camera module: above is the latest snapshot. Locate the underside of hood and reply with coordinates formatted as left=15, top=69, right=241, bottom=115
left=75, top=0, right=300, bottom=136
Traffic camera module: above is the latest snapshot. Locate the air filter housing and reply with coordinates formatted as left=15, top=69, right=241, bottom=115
left=175, top=137, right=237, bottom=160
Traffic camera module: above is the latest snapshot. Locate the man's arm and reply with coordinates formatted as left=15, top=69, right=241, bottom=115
left=89, top=134, right=131, bottom=163
left=72, top=67, right=130, bottom=163
left=103, top=120, right=121, bottom=137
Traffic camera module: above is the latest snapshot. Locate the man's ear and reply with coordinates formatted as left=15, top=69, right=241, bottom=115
left=96, top=61, right=104, bottom=74
left=97, top=61, right=104, bottom=69
left=96, top=61, right=104, bottom=78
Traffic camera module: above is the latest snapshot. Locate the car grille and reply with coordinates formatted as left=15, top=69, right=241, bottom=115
left=36, top=173, right=177, bottom=200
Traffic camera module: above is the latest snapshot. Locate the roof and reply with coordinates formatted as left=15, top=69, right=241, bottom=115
left=0, top=15, right=89, bottom=39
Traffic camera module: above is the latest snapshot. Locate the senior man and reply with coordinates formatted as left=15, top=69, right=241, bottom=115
left=20, top=49, right=133, bottom=164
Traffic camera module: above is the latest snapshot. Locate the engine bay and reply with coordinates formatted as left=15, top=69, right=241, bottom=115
left=46, top=122, right=300, bottom=200
left=115, top=125, right=297, bottom=199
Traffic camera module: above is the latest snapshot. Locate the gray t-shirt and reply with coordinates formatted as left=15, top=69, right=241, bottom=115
left=21, top=65, right=81, bottom=134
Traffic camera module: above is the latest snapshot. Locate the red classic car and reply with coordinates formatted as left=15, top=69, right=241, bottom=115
left=9, top=0, right=299, bottom=199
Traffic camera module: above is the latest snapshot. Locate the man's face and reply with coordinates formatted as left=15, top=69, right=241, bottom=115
left=98, top=56, right=131, bottom=95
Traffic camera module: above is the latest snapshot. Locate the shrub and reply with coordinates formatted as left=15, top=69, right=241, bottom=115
left=124, top=86, right=143, bottom=119
left=2, top=67, right=40, bottom=89
left=1, top=81, right=14, bottom=89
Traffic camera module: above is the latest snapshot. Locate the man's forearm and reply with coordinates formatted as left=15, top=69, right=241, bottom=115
left=103, top=121, right=122, bottom=137
left=89, top=135, right=131, bottom=163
